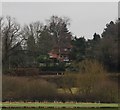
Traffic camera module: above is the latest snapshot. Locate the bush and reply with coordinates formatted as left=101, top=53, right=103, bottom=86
left=2, top=76, right=57, bottom=101
left=2, top=59, right=118, bottom=103
left=76, top=59, right=118, bottom=102
left=5, top=68, right=39, bottom=76
left=93, top=80, right=118, bottom=103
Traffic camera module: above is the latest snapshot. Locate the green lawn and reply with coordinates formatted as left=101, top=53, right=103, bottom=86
left=1, top=108, right=119, bottom=110
left=1, top=102, right=118, bottom=108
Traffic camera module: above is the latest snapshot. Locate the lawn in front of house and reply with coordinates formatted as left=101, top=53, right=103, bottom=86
left=1, top=102, right=118, bottom=108
left=1, top=108, right=119, bottom=110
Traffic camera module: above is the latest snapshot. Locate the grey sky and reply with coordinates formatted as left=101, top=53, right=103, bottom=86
left=2, top=2, right=118, bottom=39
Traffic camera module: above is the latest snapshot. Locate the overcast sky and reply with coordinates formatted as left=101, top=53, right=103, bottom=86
left=2, top=2, right=118, bottom=39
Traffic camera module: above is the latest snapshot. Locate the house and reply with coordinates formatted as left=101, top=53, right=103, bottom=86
left=48, top=45, right=72, bottom=62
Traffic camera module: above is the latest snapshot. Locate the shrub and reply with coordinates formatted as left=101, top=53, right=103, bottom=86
left=93, top=80, right=118, bottom=103
left=75, top=59, right=118, bottom=102
left=2, top=76, right=57, bottom=101
left=4, top=68, right=39, bottom=76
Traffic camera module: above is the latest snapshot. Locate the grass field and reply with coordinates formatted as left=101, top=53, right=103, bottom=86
left=1, top=102, right=118, bottom=108
left=1, top=108, right=119, bottom=110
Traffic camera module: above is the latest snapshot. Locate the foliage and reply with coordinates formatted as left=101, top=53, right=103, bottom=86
left=92, top=21, right=119, bottom=72
left=37, top=54, right=64, bottom=71
left=48, top=15, right=72, bottom=52
left=61, top=73, right=77, bottom=95
left=36, top=26, right=54, bottom=54
left=70, top=37, right=86, bottom=61
left=85, top=20, right=118, bottom=72
left=2, top=15, right=119, bottom=73
left=76, top=59, right=118, bottom=102
left=2, top=76, right=57, bottom=101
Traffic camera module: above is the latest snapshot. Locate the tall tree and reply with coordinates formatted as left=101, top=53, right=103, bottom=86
left=95, top=21, right=119, bottom=72
left=93, top=33, right=101, bottom=42
left=22, top=21, right=43, bottom=51
left=86, top=33, right=101, bottom=59
left=37, top=26, right=54, bottom=54
left=22, top=22, right=44, bottom=67
left=27, top=35, right=36, bottom=52
left=46, top=15, right=72, bottom=62
left=2, top=16, right=24, bottom=70
left=70, top=37, right=87, bottom=61
left=47, top=15, right=72, bottom=48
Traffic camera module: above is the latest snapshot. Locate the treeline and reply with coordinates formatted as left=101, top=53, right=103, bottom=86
left=70, top=20, right=119, bottom=72
left=0, top=15, right=120, bottom=73
left=1, top=16, right=72, bottom=73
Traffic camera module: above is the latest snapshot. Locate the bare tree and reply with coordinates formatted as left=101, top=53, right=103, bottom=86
left=22, top=21, right=43, bottom=50
left=2, top=16, right=24, bottom=70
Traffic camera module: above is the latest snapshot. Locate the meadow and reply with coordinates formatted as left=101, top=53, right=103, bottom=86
left=1, top=102, right=118, bottom=109
left=2, top=108, right=119, bottom=110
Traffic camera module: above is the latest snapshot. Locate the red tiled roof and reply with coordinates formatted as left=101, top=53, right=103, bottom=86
left=48, top=52, right=59, bottom=59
